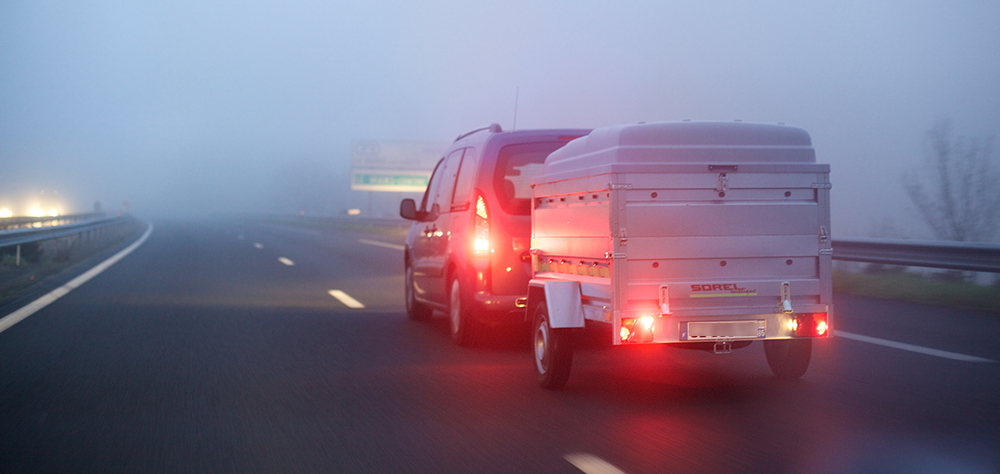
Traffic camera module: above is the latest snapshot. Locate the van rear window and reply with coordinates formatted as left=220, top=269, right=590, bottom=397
left=493, top=141, right=568, bottom=215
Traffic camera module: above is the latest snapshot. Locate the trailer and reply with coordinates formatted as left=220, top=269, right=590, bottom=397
left=525, top=121, right=833, bottom=388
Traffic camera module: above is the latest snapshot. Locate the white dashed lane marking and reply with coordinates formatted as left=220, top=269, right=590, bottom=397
left=328, top=290, right=365, bottom=309
left=254, top=243, right=263, bottom=249
left=278, top=257, right=294, bottom=266
left=564, top=453, right=628, bottom=474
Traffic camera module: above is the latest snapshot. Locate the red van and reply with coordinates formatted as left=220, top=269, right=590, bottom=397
left=400, top=124, right=590, bottom=345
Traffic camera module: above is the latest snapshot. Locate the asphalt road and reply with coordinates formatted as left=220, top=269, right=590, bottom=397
left=1, top=219, right=998, bottom=473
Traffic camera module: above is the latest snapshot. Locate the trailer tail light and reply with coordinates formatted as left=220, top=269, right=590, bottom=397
left=793, top=313, right=829, bottom=337
left=619, top=317, right=655, bottom=343
left=474, top=194, right=489, bottom=255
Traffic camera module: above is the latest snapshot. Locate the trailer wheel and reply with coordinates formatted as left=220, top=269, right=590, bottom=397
left=764, top=338, right=812, bottom=380
left=405, top=265, right=432, bottom=321
left=449, top=276, right=478, bottom=346
left=533, top=303, right=573, bottom=389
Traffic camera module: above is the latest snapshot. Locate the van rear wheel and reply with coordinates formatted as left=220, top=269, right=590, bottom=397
left=764, top=338, right=812, bottom=380
left=449, top=277, right=478, bottom=346
left=533, top=303, right=573, bottom=389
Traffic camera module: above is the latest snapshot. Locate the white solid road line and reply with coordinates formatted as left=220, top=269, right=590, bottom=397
left=564, top=453, right=628, bottom=474
left=328, top=290, right=365, bottom=309
left=278, top=257, right=294, bottom=266
left=835, top=330, right=996, bottom=363
left=0, top=223, right=154, bottom=335
left=358, top=239, right=405, bottom=251
left=253, top=243, right=263, bottom=249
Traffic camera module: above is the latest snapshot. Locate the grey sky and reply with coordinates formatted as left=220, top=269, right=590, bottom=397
left=2, top=0, right=998, bottom=237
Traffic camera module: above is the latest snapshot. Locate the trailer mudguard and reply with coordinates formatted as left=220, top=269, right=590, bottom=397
left=528, top=280, right=584, bottom=329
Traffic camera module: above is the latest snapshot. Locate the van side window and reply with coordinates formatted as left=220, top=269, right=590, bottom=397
left=420, top=157, right=445, bottom=213
left=432, top=149, right=464, bottom=213
left=451, top=148, right=476, bottom=211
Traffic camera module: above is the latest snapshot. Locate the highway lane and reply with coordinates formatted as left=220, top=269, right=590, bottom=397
left=0, top=218, right=997, bottom=473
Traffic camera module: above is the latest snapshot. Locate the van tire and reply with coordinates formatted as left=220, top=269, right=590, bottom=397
left=533, top=303, right=573, bottom=389
left=449, top=276, right=478, bottom=346
left=764, top=338, right=812, bottom=380
left=405, top=265, right=432, bottom=321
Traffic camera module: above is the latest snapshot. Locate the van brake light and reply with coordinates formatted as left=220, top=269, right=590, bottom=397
left=474, top=194, right=489, bottom=255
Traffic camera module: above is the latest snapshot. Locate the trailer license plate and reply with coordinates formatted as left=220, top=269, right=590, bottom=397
left=681, top=321, right=766, bottom=340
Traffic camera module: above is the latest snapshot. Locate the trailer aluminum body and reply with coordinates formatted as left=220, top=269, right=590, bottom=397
left=525, top=121, right=833, bottom=387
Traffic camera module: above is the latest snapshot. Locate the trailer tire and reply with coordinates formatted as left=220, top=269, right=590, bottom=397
left=533, top=303, right=573, bottom=389
left=405, top=265, right=432, bottom=321
left=764, top=338, right=812, bottom=380
left=449, top=276, right=478, bottom=346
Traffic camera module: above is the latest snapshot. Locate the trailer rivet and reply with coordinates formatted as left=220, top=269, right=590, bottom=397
left=718, top=192, right=726, bottom=198
left=786, top=259, right=793, bottom=265
left=652, top=262, right=659, bottom=268
left=784, top=191, right=792, bottom=197
left=651, top=192, right=658, bottom=198
left=720, top=260, right=727, bottom=267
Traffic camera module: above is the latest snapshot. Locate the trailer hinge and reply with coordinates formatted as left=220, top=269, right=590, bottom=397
left=819, top=226, right=829, bottom=243
left=619, top=227, right=627, bottom=246
left=609, top=183, right=632, bottom=190
left=819, top=248, right=833, bottom=255
left=811, top=182, right=832, bottom=189
left=605, top=252, right=627, bottom=259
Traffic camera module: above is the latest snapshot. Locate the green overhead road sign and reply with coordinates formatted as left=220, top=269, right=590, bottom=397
left=350, top=140, right=446, bottom=193
left=351, top=171, right=431, bottom=192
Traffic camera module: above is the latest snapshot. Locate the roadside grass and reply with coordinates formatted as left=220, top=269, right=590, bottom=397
left=834, top=270, right=1000, bottom=314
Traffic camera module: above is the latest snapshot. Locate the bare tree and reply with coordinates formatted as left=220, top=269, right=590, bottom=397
left=903, top=120, right=1000, bottom=242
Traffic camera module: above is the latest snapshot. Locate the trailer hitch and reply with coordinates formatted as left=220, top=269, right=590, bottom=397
left=713, top=341, right=732, bottom=354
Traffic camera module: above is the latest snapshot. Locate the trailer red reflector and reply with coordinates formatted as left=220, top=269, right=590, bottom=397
left=620, top=318, right=636, bottom=342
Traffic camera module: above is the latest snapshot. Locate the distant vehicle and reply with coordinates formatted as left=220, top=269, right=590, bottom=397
left=400, top=124, right=590, bottom=345
left=524, top=121, right=834, bottom=388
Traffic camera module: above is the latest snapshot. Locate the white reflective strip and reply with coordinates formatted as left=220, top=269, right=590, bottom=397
left=0, top=223, right=154, bottom=335
left=328, top=290, right=365, bottom=309
left=358, top=239, right=404, bottom=251
left=835, top=330, right=996, bottom=363
left=564, top=453, right=628, bottom=474
left=278, top=257, right=294, bottom=266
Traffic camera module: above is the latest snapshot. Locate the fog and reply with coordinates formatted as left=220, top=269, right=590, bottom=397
left=2, top=0, right=998, bottom=238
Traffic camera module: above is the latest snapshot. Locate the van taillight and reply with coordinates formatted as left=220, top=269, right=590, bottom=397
left=474, top=194, right=489, bottom=254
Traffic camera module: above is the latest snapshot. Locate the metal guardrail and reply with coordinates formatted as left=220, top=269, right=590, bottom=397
left=832, top=238, right=1000, bottom=273
left=0, top=215, right=133, bottom=249
left=0, top=213, right=107, bottom=231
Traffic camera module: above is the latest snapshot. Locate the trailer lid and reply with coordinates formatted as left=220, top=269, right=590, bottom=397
left=542, top=121, right=815, bottom=178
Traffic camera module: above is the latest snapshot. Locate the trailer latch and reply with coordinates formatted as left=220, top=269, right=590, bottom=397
left=715, top=173, right=729, bottom=193
left=658, top=285, right=671, bottom=315
left=780, top=281, right=793, bottom=313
